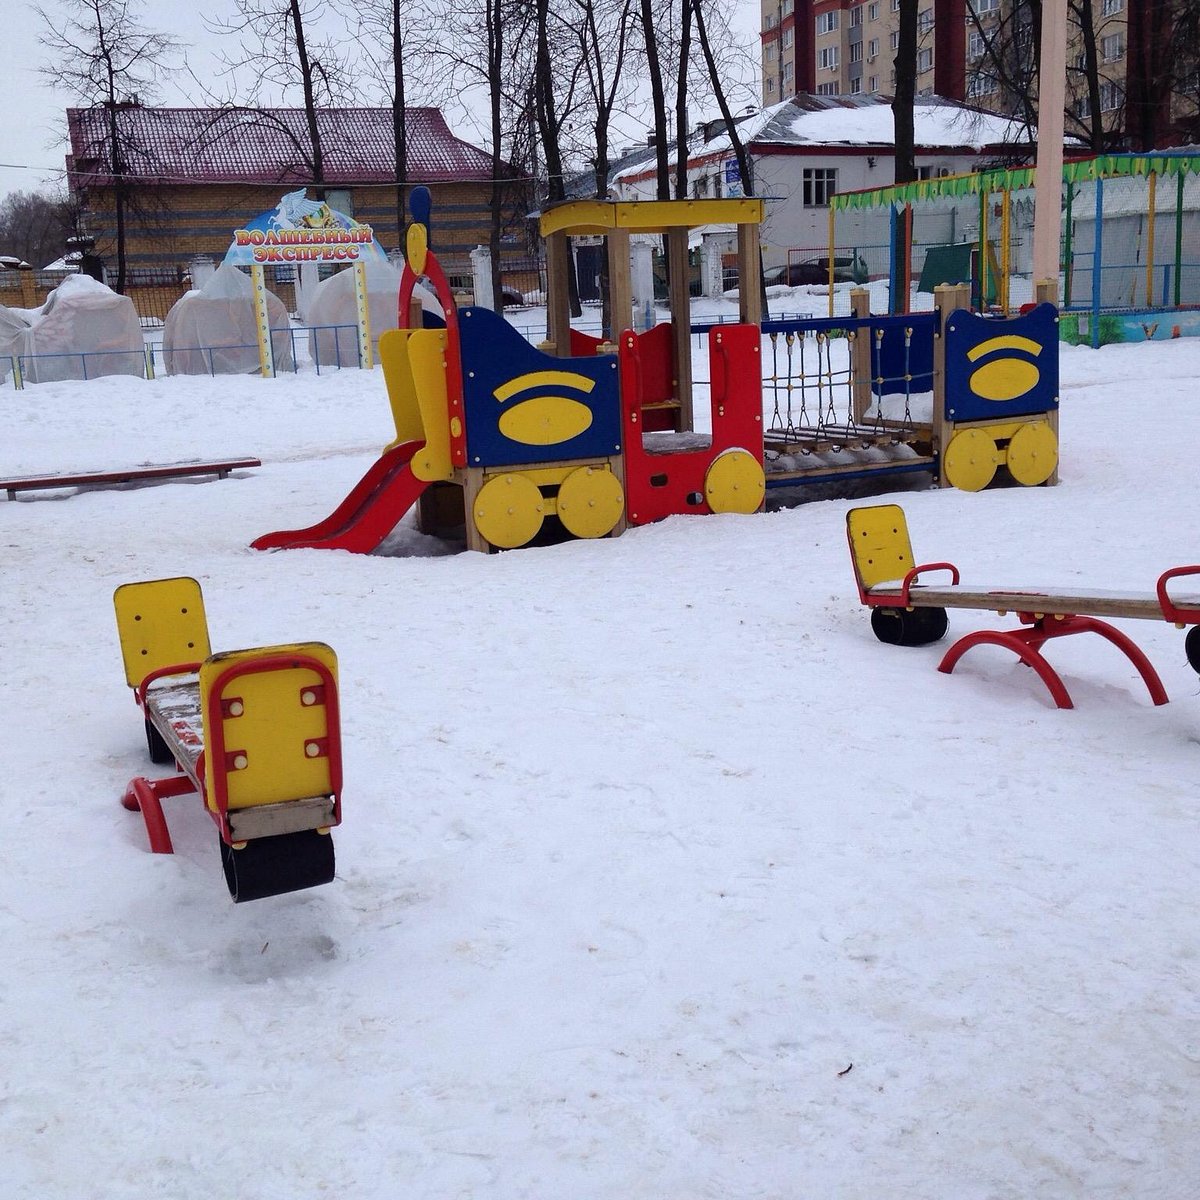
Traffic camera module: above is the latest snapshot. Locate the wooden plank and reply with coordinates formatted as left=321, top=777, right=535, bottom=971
left=144, top=675, right=205, bottom=781
left=2, top=458, right=261, bottom=498
left=866, top=581, right=1200, bottom=622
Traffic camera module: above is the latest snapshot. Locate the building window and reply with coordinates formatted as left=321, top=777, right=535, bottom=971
left=892, top=0, right=900, bottom=10
left=1100, top=80, right=1123, bottom=111
left=917, top=8, right=934, bottom=32
left=967, top=71, right=998, bottom=97
left=1101, top=32, right=1125, bottom=61
left=850, top=40, right=863, bottom=62
left=1101, top=0, right=1123, bottom=13
left=784, top=61, right=795, bottom=83
left=782, top=0, right=794, bottom=14
left=968, top=30, right=985, bottom=59
left=868, top=74, right=878, bottom=90
left=917, top=47, right=933, bottom=73
left=803, top=168, right=838, bottom=206
left=783, top=27, right=794, bottom=47
left=850, top=76, right=863, bottom=93
left=851, top=4, right=864, bottom=25
left=766, top=41, right=777, bottom=61
left=816, top=81, right=839, bottom=94
left=890, top=30, right=900, bottom=49
left=868, top=0, right=879, bottom=16
left=766, top=77, right=777, bottom=94
left=867, top=36, right=879, bottom=58
left=765, top=12, right=777, bottom=29
left=818, top=45, right=839, bottom=69
left=968, top=0, right=999, bottom=13
left=817, top=10, right=839, bottom=34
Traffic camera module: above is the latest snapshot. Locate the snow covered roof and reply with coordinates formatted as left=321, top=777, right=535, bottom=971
left=66, top=106, right=501, bottom=187
left=751, top=93, right=1039, bottom=152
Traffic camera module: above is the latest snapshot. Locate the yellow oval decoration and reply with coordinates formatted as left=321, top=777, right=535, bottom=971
left=473, top=473, right=544, bottom=549
left=944, top=428, right=999, bottom=491
left=498, top=396, right=594, bottom=446
left=1006, top=420, right=1058, bottom=486
left=704, top=448, right=765, bottom=514
left=406, top=223, right=428, bottom=275
left=968, top=358, right=1041, bottom=403
left=556, top=466, right=624, bottom=539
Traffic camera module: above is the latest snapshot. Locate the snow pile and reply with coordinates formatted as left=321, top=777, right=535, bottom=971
left=2, top=324, right=1199, bottom=1197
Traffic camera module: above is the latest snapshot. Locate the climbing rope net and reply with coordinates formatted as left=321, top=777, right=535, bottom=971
left=762, top=317, right=930, bottom=454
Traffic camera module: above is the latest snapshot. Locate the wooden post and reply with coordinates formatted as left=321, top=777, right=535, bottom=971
left=545, top=231, right=573, bottom=356
left=1034, top=278, right=1061, bottom=486
left=667, top=227, right=693, bottom=432
left=607, top=227, right=633, bottom=341
left=737, top=223, right=762, bottom=327
left=19, top=266, right=37, bottom=309
left=850, top=287, right=873, bottom=422
left=1031, top=0, right=1067, bottom=304
left=932, top=283, right=969, bottom=486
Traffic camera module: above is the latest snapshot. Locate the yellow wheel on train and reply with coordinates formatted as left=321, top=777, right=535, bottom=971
left=943, top=428, right=999, bottom=491
left=556, top=465, right=625, bottom=539
left=473, top=473, right=545, bottom=549
left=1005, top=419, right=1058, bottom=486
left=704, top=448, right=766, bottom=514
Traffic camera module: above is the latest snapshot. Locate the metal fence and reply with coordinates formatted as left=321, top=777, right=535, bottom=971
left=2, top=324, right=361, bottom=389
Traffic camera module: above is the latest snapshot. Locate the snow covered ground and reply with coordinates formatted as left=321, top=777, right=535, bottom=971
left=2, top=317, right=1200, bottom=1198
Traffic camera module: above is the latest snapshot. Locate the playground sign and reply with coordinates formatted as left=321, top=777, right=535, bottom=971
left=225, top=189, right=380, bottom=376
left=224, top=189, right=386, bottom=267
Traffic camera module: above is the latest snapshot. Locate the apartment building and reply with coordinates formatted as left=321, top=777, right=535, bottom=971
left=762, top=0, right=1138, bottom=148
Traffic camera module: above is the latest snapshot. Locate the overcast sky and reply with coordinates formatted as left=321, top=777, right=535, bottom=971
left=2, top=0, right=762, bottom=205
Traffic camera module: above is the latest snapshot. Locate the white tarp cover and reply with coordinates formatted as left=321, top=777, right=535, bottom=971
left=304, top=259, right=439, bottom=368
left=162, top=264, right=294, bottom=375
left=0, top=274, right=143, bottom=384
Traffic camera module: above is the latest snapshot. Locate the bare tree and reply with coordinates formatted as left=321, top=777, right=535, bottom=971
left=638, top=0, right=672, bottom=198
left=38, top=0, right=177, bottom=293
left=355, top=0, right=446, bottom=236
left=892, top=0, right=918, bottom=184
left=207, top=0, right=354, bottom=195
left=0, top=189, right=77, bottom=269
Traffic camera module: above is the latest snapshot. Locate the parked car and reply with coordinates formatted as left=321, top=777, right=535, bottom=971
left=764, top=256, right=862, bottom=286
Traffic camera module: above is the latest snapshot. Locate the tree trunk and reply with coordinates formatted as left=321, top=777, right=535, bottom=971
left=892, top=0, right=918, bottom=184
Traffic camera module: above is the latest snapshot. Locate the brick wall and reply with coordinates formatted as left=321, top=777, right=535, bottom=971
left=75, top=179, right=530, bottom=275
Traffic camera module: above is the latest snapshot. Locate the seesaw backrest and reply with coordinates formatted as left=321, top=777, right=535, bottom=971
left=846, top=504, right=916, bottom=591
left=113, top=576, right=212, bottom=688
left=199, top=642, right=341, bottom=815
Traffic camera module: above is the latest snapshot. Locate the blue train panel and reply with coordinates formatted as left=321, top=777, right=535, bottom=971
left=943, top=303, right=1060, bottom=422
left=458, top=306, right=622, bottom=468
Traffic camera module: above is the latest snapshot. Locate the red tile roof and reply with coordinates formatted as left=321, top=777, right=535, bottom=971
left=66, top=106, right=502, bottom=186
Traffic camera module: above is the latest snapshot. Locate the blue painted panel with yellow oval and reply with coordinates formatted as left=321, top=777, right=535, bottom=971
left=458, top=306, right=622, bottom=468
left=944, top=303, right=1059, bottom=422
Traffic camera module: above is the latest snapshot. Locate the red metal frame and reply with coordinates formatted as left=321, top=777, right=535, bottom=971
left=134, top=662, right=202, bottom=711
left=1156, top=566, right=1200, bottom=624
left=855, top=561, right=961, bottom=608
left=938, top=612, right=1169, bottom=711
left=399, top=249, right=466, bottom=467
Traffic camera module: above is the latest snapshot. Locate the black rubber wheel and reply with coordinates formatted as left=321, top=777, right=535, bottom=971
left=145, top=717, right=174, bottom=765
left=1186, top=625, right=1200, bottom=675
left=871, top=605, right=948, bottom=647
left=221, top=830, right=336, bottom=903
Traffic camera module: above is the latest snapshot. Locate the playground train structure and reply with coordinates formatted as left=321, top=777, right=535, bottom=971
left=253, top=190, right=1063, bottom=556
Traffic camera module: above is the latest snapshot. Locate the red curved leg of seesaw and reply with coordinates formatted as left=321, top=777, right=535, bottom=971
left=121, top=774, right=197, bottom=854
left=937, top=615, right=1170, bottom=710
left=938, top=629, right=1077, bottom=709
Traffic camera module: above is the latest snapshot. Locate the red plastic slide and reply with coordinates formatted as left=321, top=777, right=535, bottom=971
left=251, top=440, right=431, bottom=553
